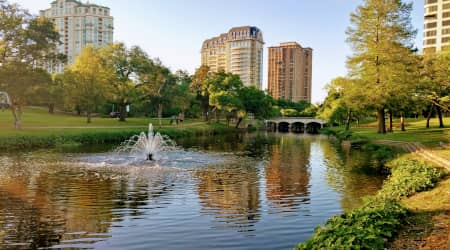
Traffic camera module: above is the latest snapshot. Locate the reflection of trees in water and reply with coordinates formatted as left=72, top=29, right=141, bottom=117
left=0, top=155, right=175, bottom=249
left=265, top=135, right=311, bottom=213
left=195, top=163, right=261, bottom=232
left=320, top=141, right=384, bottom=210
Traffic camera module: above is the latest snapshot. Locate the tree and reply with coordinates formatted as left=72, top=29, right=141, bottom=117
left=0, top=1, right=62, bottom=129
left=420, top=51, right=450, bottom=128
left=64, top=46, right=113, bottom=123
left=140, top=60, right=174, bottom=127
left=346, top=0, right=417, bottom=134
left=239, top=86, right=273, bottom=119
left=191, top=65, right=212, bottom=121
left=0, top=62, right=51, bottom=128
left=207, top=71, right=243, bottom=125
left=101, top=43, right=153, bottom=122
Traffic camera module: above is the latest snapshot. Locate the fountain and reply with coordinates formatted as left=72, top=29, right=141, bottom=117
left=116, top=124, right=175, bottom=161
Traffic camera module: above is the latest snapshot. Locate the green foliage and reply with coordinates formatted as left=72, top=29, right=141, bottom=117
left=275, top=99, right=317, bottom=117
left=376, top=159, right=442, bottom=200
left=295, top=158, right=441, bottom=250
left=296, top=200, right=407, bottom=250
left=0, top=123, right=236, bottom=151
left=362, top=144, right=395, bottom=167
left=298, top=133, right=442, bottom=248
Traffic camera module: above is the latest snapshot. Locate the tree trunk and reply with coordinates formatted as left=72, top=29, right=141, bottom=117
left=158, top=103, right=163, bottom=127
left=400, top=112, right=405, bottom=131
left=436, top=104, right=444, bottom=128
left=87, top=111, right=92, bottom=123
left=426, top=105, right=433, bottom=128
left=48, top=103, right=54, bottom=114
left=387, top=110, right=393, bottom=133
left=235, top=117, right=243, bottom=129
left=118, top=103, right=127, bottom=122
left=216, top=110, right=220, bottom=123
left=377, top=108, right=386, bottom=134
left=345, top=109, right=352, bottom=131
left=11, top=104, right=22, bottom=130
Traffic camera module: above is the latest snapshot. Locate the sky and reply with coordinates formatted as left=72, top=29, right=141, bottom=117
left=12, top=0, right=425, bottom=103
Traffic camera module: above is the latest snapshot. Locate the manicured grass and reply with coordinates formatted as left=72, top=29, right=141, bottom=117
left=0, top=106, right=202, bottom=131
left=330, top=118, right=450, bottom=147
left=0, top=106, right=237, bottom=150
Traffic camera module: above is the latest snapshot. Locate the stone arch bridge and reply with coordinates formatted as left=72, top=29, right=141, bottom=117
left=265, top=117, right=326, bottom=134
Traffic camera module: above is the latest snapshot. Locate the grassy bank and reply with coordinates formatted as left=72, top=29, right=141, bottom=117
left=297, top=119, right=450, bottom=249
left=0, top=123, right=235, bottom=151
left=325, top=117, right=450, bottom=147
left=295, top=158, right=443, bottom=250
left=0, top=107, right=239, bottom=150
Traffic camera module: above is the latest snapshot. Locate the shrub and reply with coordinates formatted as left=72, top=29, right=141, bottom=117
left=376, top=159, right=442, bottom=200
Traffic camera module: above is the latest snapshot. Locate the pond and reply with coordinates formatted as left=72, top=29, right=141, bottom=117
left=0, top=132, right=383, bottom=249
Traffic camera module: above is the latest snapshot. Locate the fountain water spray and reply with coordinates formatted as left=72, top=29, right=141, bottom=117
left=115, top=124, right=175, bottom=161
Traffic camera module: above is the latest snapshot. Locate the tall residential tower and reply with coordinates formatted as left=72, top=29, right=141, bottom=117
left=268, top=42, right=312, bottom=103
left=40, top=0, right=114, bottom=72
left=423, top=0, right=450, bottom=54
left=201, top=26, right=264, bottom=88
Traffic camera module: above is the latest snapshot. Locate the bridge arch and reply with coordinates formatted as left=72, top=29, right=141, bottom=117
left=306, top=122, right=321, bottom=134
left=265, top=117, right=326, bottom=134
left=278, top=122, right=290, bottom=133
left=291, top=122, right=305, bottom=133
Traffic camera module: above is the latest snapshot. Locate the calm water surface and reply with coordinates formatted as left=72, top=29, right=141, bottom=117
left=0, top=133, right=383, bottom=249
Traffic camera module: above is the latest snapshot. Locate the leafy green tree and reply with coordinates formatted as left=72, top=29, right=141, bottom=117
left=191, top=65, right=212, bottom=121
left=235, top=86, right=274, bottom=127
left=140, top=60, right=174, bottom=127
left=420, top=51, right=450, bottom=128
left=0, top=1, right=62, bottom=128
left=101, top=43, right=153, bottom=121
left=64, top=46, right=113, bottom=123
left=207, top=71, right=244, bottom=124
left=0, top=62, right=51, bottom=128
left=346, top=0, right=417, bottom=134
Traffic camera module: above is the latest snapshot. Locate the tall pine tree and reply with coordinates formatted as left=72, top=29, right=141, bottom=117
left=346, top=0, right=417, bottom=133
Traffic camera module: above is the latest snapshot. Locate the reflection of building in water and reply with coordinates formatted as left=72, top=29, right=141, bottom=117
left=265, top=136, right=311, bottom=212
left=195, top=164, right=260, bottom=231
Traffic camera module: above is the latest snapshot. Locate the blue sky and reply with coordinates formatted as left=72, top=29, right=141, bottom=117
left=13, top=0, right=424, bottom=103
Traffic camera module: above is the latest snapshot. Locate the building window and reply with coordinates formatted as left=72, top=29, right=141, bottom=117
left=426, top=22, right=437, bottom=29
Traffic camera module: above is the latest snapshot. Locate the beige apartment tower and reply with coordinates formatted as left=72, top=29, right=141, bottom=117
left=201, top=26, right=264, bottom=88
left=40, top=0, right=114, bottom=73
left=423, top=0, right=450, bottom=54
left=268, top=42, right=312, bottom=103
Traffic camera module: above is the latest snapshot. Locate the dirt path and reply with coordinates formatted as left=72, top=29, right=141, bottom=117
left=375, top=140, right=450, bottom=172
left=375, top=140, right=450, bottom=249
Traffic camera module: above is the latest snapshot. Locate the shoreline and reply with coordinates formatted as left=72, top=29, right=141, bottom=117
left=295, top=127, right=450, bottom=249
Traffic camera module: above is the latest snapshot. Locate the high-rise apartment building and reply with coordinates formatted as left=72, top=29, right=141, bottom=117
left=40, top=0, right=114, bottom=73
left=423, top=0, right=450, bottom=54
left=268, top=42, right=312, bottom=103
left=201, top=26, right=264, bottom=88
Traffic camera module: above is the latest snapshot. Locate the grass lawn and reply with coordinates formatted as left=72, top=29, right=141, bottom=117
left=332, top=117, right=450, bottom=147
left=0, top=106, right=204, bottom=134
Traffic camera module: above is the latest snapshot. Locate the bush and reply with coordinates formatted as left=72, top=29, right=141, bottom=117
left=296, top=200, right=407, bottom=250
left=376, top=159, right=442, bottom=200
